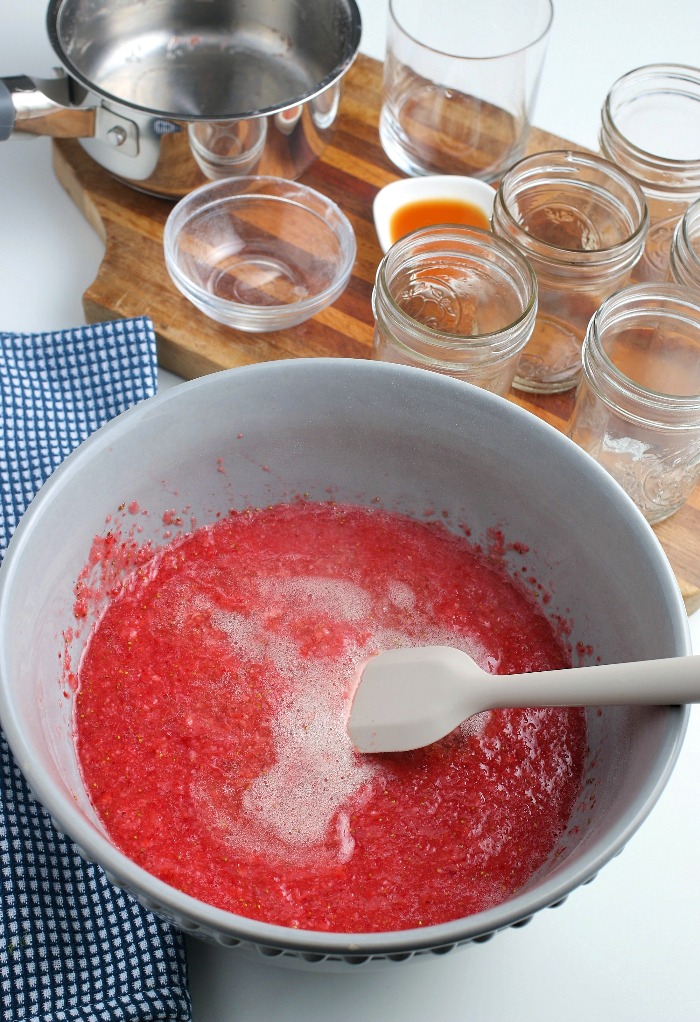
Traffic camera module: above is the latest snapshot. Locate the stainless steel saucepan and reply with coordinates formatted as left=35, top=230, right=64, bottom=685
left=0, top=0, right=361, bottom=198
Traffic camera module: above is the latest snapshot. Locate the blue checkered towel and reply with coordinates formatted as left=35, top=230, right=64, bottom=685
left=0, top=319, right=192, bottom=1021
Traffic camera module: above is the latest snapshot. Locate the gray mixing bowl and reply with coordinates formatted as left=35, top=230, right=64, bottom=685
left=0, top=359, right=690, bottom=968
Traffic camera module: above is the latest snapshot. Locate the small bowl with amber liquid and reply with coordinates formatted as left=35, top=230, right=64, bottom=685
left=373, top=174, right=496, bottom=253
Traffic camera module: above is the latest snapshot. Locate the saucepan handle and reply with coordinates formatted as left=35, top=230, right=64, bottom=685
left=0, top=74, right=95, bottom=140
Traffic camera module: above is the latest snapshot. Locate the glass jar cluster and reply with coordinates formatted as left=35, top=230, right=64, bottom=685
left=370, top=63, right=700, bottom=523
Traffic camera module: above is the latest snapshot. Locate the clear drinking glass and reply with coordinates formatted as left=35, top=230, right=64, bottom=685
left=491, top=150, right=649, bottom=394
left=568, top=283, right=700, bottom=525
left=189, top=119, right=268, bottom=178
left=379, top=0, right=553, bottom=182
left=371, top=224, right=537, bottom=396
left=599, top=64, right=700, bottom=282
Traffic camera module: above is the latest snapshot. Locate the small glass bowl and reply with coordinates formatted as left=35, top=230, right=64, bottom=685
left=163, top=176, right=357, bottom=332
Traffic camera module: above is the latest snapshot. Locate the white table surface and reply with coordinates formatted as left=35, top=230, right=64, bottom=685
left=1, top=3, right=699, bottom=1019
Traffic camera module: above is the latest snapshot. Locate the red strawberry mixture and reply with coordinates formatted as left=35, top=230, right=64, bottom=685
left=74, top=501, right=587, bottom=932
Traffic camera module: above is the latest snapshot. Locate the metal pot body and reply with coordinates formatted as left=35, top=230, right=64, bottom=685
left=76, top=81, right=346, bottom=198
left=3, top=0, right=361, bottom=197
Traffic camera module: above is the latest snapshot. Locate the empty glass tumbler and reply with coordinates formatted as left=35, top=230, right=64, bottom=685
left=379, top=0, right=553, bottom=182
left=491, top=150, right=649, bottom=394
left=568, top=284, right=700, bottom=525
left=599, top=64, right=700, bottom=282
left=371, top=224, right=537, bottom=396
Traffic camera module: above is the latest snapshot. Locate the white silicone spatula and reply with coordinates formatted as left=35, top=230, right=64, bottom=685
left=348, top=646, right=699, bottom=753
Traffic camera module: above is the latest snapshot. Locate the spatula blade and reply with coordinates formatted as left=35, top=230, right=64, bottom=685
left=348, top=646, right=478, bottom=753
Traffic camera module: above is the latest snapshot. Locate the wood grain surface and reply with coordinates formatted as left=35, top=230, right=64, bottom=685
left=51, top=53, right=699, bottom=615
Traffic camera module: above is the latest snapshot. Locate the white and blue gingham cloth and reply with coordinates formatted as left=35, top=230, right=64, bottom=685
left=0, top=319, right=192, bottom=1021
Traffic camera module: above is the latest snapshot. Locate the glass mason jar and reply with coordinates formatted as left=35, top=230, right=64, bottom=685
left=568, top=283, right=700, bottom=525
left=371, top=224, right=537, bottom=396
left=491, top=150, right=649, bottom=394
left=599, top=64, right=700, bottom=282
left=669, top=197, right=700, bottom=289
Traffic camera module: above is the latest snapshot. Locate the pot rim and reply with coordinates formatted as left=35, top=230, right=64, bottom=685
left=45, top=0, right=362, bottom=121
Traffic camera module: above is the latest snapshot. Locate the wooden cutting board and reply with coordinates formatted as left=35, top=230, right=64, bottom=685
left=51, top=53, right=700, bottom=615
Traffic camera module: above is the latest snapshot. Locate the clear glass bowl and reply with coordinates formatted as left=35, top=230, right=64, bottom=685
left=163, top=176, right=357, bottom=332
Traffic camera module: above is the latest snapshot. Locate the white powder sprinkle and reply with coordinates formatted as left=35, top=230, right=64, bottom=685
left=241, top=685, right=375, bottom=847
left=191, top=572, right=495, bottom=863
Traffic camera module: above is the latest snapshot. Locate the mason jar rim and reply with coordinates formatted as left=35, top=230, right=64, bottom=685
left=373, top=224, right=538, bottom=352
left=494, top=149, right=650, bottom=268
left=583, top=283, right=700, bottom=423
left=601, top=64, right=700, bottom=179
left=670, top=197, right=700, bottom=285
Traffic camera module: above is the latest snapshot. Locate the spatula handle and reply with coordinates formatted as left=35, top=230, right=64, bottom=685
left=491, top=655, right=699, bottom=710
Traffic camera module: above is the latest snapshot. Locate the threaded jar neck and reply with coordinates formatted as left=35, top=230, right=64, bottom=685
left=599, top=64, right=700, bottom=211
left=372, top=225, right=537, bottom=365
left=582, top=283, right=700, bottom=429
left=491, top=150, right=649, bottom=282
left=669, top=198, right=700, bottom=288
